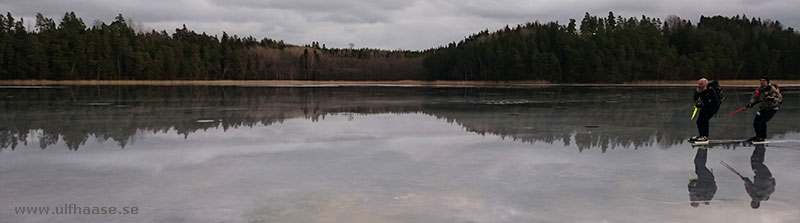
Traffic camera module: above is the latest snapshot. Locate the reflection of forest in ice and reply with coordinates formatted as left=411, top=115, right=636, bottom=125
left=1, top=86, right=798, bottom=151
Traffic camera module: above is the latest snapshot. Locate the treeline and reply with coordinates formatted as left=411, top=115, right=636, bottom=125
left=424, top=12, right=800, bottom=82
left=0, top=12, right=424, bottom=80
left=1, top=12, right=798, bottom=82
left=3, top=86, right=797, bottom=151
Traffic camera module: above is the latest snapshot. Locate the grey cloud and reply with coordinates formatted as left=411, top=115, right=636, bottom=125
left=1, top=0, right=798, bottom=50
left=322, top=13, right=380, bottom=24
left=454, top=0, right=664, bottom=22
left=208, top=0, right=417, bottom=24
left=742, top=0, right=775, bottom=5
left=267, top=0, right=411, bottom=11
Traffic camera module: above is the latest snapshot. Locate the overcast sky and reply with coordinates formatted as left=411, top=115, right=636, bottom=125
left=1, top=0, right=799, bottom=50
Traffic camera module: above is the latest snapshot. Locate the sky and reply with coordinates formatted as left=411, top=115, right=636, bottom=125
left=1, top=0, right=799, bottom=50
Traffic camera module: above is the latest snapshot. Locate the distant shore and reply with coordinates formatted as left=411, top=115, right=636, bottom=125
left=1, top=80, right=799, bottom=87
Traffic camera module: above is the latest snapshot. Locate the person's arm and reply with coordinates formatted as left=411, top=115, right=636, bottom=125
left=744, top=177, right=755, bottom=195
left=694, top=91, right=703, bottom=108
left=748, top=89, right=760, bottom=108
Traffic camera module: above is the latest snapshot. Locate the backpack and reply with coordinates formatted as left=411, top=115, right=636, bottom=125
left=771, top=83, right=783, bottom=105
left=708, top=80, right=724, bottom=104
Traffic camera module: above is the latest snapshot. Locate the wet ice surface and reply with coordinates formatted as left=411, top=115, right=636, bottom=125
left=1, top=86, right=800, bottom=223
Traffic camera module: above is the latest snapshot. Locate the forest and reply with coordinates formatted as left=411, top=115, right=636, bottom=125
left=425, top=12, right=800, bottom=82
left=0, top=12, right=424, bottom=81
left=0, top=12, right=798, bottom=82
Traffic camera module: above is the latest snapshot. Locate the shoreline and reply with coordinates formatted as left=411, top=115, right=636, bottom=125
left=1, top=80, right=799, bottom=88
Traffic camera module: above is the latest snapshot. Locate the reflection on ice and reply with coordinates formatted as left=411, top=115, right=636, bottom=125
left=3, top=86, right=797, bottom=152
left=1, top=86, right=800, bottom=223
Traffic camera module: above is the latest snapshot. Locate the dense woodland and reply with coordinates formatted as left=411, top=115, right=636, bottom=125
left=0, top=12, right=798, bottom=82
left=0, top=12, right=424, bottom=81
left=426, top=12, right=800, bottom=82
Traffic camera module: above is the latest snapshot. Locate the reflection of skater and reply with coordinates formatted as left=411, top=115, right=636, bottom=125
left=745, top=145, right=776, bottom=209
left=688, top=148, right=716, bottom=207
left=720, top=145, right=776, bottom=209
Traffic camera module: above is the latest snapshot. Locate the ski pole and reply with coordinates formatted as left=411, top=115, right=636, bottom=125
left=724, top=106, right=748, bottom=119
left=720, top=160, right=747, bottom=180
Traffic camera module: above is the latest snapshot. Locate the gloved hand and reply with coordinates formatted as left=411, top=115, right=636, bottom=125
left=746, top=103, right=754, bottom=108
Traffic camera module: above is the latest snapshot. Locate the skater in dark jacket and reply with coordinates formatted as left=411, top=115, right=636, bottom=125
left=690, top=78, right=720, bottom=142
left=745, top=78, right=782, bottom=142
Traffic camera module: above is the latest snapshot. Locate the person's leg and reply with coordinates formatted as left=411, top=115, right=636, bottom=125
left=751, top=145, right=771, bottom=177
left=696, top=117, right=708, bottom=137
left=695, top=148, right=708, bottom=167
left=695, top=149, right=713, bottom=180
left=755, top=110, right=777, bottom=138
left=697, top=109, right=713, bottom=138
left=761, top=110, right=777, bottom=138
left=754, top=113, right=766, bottom=139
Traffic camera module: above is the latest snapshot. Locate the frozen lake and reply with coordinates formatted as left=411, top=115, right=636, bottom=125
left=1, top=86, right=799, bottom=222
